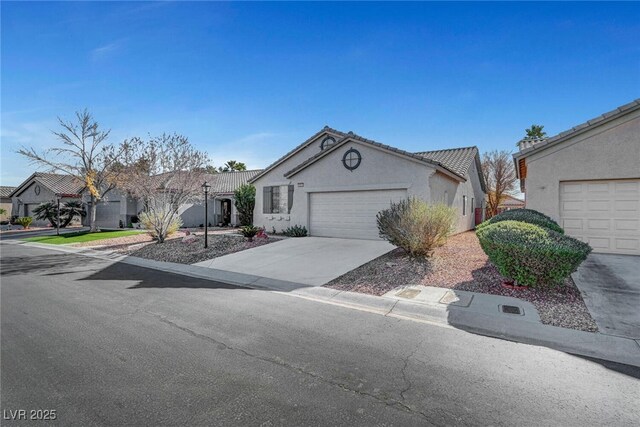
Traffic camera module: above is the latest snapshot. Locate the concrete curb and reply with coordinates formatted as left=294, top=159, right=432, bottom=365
left=11, top=240, right=640, bottom=368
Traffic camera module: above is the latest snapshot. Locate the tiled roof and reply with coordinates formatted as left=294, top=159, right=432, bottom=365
left=205, top=170, right=264, bottom=194
left=414, top=146, right=479, bottom=178
left=0, top=186, right=16, bottom=198
left=515, top=98, right=640, bottom=159
left=35, top=173, right=85, bottom=195
left=284, top=131, right=467, bottom=181
left=9, top=172, right=85, bottom=197
left=248, top=126, right=347, bottom=183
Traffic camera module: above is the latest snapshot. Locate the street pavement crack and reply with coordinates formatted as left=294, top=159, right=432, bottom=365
left=146, top=310, right=438, bottom=425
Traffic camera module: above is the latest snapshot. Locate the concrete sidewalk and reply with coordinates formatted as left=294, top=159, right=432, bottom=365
left=7, top=239, right=640, bottom=368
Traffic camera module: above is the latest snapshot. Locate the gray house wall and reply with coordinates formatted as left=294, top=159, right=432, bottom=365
left=11, top=182, right=77, bottom=226
left=523, top=108, right=640, bottom=222
left=429, top=157, right=485, bottom=233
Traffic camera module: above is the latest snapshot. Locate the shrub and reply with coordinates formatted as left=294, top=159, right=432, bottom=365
left=139, top=210, right=182, bottom=243
left=15, top=216, right=33, bottom=229
left=239, top=225, right=260, bottom=241
left=234, top=184, right=256, bottom=226
left=283, top=225, right=307, bottom=237
left=478, top=208, right=564, bottom=234
left=377, top=198, right=457, bottom=256
left=476, top=220, right=591, bottom=288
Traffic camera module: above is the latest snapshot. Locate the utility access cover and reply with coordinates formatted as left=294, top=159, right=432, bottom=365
left=396, top=288, right=421, bottom=299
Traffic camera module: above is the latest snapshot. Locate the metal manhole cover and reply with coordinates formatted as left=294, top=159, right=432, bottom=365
left=501, top=305, right=522, bottom=315
left=397, top=288, right=421, bottom=299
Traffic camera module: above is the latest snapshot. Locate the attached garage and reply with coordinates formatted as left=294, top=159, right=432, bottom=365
left=91, top=201, right=121, bottom=228
left=560, top=179, right=639, bottom=255
left=514, top=99, right=640, bottom=256
left=309, top=189, right=407, bottom=240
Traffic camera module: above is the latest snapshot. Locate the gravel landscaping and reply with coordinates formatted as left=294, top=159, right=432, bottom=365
left=113, top=233, right=280, bottom=264
left=325, top=231, right=598, bottom=332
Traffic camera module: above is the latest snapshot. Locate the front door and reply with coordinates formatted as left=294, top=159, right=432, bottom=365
left=222, top=200, right=231, bottom=226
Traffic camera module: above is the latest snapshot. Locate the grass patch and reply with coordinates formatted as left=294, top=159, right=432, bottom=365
left=24, top=230, right=142, bottom=245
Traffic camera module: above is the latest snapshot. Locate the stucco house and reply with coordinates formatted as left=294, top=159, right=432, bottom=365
left=10, top=170, right=262, bottom=229
left=249, top=127, right=486, bottom=240
left=9, top=172, right=137, bottom=228
left=514, top=99, right=640, bottom=255
left=496, top=194, right=525, bottom=214
left=178, top=170, right=263, bottom=227
left=0, top=186, right=15, bottom=221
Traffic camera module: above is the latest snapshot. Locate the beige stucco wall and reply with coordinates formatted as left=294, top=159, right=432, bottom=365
left=1, top=198, right=12, bottom=221
left=252, top=136, right=486, bottom=234
left=523, top=109, right=640, bottom=222
left=429, top=158, right=485, bottom=233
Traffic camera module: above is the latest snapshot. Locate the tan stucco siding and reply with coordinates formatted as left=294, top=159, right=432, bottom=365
left=429, top=159, right=484, bottom=233
left=253, top=140, right=434, bottom=233
left=524, top=110, right=640, bottom=222
left=0, top=200, right=12, bottom=221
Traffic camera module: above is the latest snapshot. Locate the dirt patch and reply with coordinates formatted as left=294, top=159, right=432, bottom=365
left=325, top=231, right=598, bottom=332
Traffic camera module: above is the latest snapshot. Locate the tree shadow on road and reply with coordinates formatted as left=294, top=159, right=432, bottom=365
left=79, top=260, right=247, bottom=291
left=0, top=253, right=83, bottom=276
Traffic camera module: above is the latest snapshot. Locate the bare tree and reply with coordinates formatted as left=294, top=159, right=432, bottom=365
left=18, top=110, right=124, bottom=232
left=117, top=133, right=210, bottom=243
left=481, top=150, right=517, bottom=218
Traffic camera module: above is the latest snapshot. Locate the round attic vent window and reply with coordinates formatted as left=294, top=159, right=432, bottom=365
left=320, top=136, right=336, bottom=150
left=342, top=148, right=361, bottom=171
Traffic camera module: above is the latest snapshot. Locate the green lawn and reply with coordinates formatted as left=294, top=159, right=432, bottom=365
left=24, top=230, right=143, bottom=245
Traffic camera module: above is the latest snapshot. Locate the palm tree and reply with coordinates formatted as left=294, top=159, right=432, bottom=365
left=32, top=202, right=60, bottom=227
left=60, top=201, right=86, bottom=227
left=525, top=124, right=547, bottom=138
left=218, top=160, right=247, bottom=172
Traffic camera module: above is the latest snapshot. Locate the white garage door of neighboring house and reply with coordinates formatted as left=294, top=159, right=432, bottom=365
left=560, top=179, right=640, bottom=255
left=309, top=189, right=407, bottom=240
left=93, top=201, right=121, bottom=228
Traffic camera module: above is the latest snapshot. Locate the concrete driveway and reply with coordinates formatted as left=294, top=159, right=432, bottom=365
left=573, top=254, right=640, bottom=339
left=194, top=237, right=394, bottom=286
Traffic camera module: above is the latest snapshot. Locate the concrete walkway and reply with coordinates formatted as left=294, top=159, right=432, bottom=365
left=193, top=237, right=395, bottom=286
left=573, top=254, right=640, bottom=339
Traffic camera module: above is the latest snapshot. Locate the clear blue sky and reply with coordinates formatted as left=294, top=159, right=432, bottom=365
left=2, top=1, right=639, bottom=186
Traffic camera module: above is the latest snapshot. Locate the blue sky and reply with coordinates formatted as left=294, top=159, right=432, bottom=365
left=1, top=1, right=639, bottom=186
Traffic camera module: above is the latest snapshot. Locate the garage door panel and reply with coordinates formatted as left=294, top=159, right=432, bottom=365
left=310, top=189, right=407, bottom=240
left=560, top=179, right=639, bottom=255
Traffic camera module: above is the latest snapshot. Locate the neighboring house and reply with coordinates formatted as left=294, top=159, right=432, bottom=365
left=514, top=99, right=640, bottom=255
left=9, top=172, right=136, bottom=228
left=249, top=127, right=486, bottom=240
left=178, top=170, right=263, bottom=227
left=497, top=194, right=525, bottom=213
left=0, top=186, right=16, bottom=221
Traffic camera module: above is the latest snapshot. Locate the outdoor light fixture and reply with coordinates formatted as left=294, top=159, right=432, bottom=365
left=202, top=182, right=211, bottom=248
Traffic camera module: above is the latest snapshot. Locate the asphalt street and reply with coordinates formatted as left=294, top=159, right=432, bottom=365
left=1, top=243, right=639, bottom=426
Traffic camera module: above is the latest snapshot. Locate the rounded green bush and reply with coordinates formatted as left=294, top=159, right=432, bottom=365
left=477, top=208, right=564, bottom=234
left=476, top=220, right=591, bottom=288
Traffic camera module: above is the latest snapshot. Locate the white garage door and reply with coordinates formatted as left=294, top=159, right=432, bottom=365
left=560, top=179, right=640, bottom=255
left=309, top=189, right=407, bottom=240
left=94, top=201, right=121, bottom=228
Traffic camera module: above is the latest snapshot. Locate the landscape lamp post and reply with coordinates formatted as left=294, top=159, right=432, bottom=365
left=55, top=194, right=61, bottom=236
left=202, top=182, right=211, bottom=248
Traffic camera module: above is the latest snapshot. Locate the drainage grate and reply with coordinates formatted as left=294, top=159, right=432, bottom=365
left=501, top=305, right=522, bottom=315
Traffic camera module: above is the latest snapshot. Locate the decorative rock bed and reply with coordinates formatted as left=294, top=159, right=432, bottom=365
left=325, top=231, right=598, bottom=332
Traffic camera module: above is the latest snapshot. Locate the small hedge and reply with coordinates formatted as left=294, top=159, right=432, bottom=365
left=283, top=225, right=307, bottom=237
left=478, top=208, right=564, bottom=234
left=476, top=220, right=591, bottom=288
